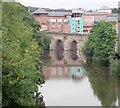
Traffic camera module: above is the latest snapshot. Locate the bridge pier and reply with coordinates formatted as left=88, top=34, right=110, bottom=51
left=50, top=50, right=86, bottom=66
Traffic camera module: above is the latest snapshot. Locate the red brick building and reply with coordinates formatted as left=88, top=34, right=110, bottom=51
left=33, top=8, right=71, bottom=33
left=83, top=12, right=111, bottom=34
left=32, top=7, right=117, bottom=34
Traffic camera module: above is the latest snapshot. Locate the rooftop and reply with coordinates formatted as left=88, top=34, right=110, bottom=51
left=94, top=16, right=118, bottom=22
left=28, top=6, right=38, bottom=13
left=33, top=8, right=48, bottom=14
left=72, top=9, right=84, bottom=13
left=48, top=11, right=72, bottom=16
left=83, top=12, right=107, bottom=15
left=99, top=5, right=111, bottom=10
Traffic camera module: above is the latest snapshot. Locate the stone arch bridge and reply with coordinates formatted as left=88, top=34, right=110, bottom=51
left=47, top=33, right=88, bottom=51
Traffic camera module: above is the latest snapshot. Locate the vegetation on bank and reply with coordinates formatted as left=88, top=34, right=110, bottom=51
left=83, top=20, right=120, bottom=76
left=2, top=2, right=50, bottom=107
left=88, top=73, right=118, bottom=106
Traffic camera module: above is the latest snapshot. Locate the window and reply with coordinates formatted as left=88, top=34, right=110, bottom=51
left=41, top=22, right=46, bottom=25
left=83, top=30, right=88, bottom=32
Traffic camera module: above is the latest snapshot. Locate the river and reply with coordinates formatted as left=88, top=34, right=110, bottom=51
left=38, top=50, right=119, bottom=106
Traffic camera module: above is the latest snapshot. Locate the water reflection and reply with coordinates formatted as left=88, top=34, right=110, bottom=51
left=39, top=50, right=118, bottom=106
left=88, top=74, right=118, bottom=106
left=43, top=66, right=86, bottom=80
left=70, top=66, right=86, bottom=80
left=50, top=50, right=86, bottom=66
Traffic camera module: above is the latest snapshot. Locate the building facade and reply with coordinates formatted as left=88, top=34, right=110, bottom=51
left=32, top=6, right=117, bottom=34
left=97, top=5, right=112, bottom=14
left=70, top=17, right=83, bottom=34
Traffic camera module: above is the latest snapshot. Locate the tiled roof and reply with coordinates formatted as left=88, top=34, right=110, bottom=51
left=28, top=6, right=38, bottom=13
left=33, top=8, right=48, bottom=14
left=48, top=12, right=72, bottom=16
left=106, top=14, right=118, bottom=17
left=94, top=16, right=118, bottom=22
left=72, top=9, right=84, bottom=13
left=83, top=12, right=106, bottom=15
left=99, top=5, right=111, bottom=10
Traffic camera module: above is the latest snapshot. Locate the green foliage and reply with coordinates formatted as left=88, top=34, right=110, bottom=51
left=109, top=58, right=120, bottom=76
left=33, top=31, right=51, bottom=54
left=83, top=21, right=117, bottom=65
left=89, top=74, right=118, bottom=106
left=2, top=2, right=44, bottom=106
left=85, top=64, right=118, bottom=106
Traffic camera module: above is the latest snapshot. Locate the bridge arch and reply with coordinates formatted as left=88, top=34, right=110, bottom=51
left=56, top=39, right=64, bottom=50
left=70, top=50, right=78, bottom=60
left=70, top=40, right=77, bottom=51
left=49, top=33, right=87, bottom=51
left=55, top=49, right=64, bottom=61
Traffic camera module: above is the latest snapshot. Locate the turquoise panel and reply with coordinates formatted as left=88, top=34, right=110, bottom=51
left=70, top=66, right=76, bottom=75
left=79, top=18, right=83, bottom=34
left=70, top=66, right=86, bottom=77
left=70, top=18, right=76, bottom=33
left=70, top=17, right=83, bottom=34
left=79, top=66, right=84, bottom=74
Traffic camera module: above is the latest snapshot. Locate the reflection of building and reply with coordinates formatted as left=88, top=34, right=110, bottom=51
left=50, top=50, right=86, bottom=66
left=70, top=66, right=86, bottom=79
left=42, top=66, right=86, bottom=80
left=43, top=66, right=71, bottom=79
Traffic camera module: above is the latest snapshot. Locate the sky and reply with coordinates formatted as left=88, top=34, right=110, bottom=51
left=16, top=0, right=120, bottom=9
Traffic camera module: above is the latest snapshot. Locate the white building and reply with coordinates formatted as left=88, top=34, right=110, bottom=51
left=97, top=5, right=112, bottom=14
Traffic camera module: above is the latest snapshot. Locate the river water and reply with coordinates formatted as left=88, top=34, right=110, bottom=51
left=38, top=50, right=119, bottom=106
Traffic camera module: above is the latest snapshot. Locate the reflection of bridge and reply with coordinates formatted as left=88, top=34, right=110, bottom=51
left=48, top=33, right=88, bottom=51
left=50, top=51, right=86, bottom=66
left=42, top=50, right=86, bottom=80
left=43, top=66, right=86, bottom=80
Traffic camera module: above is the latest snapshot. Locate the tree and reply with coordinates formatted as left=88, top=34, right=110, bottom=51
left=83, top=20, right=117, bottom=65
left=33, top=31, right=51, bottom=55
left=2, top=2, right=44, bottom=106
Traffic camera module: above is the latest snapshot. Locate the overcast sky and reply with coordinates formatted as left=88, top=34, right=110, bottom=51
left=16, top=0, right=120, bottom=9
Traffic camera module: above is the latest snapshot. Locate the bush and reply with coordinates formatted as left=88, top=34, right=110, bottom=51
left=2, top=2, right=44, bottom=106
